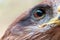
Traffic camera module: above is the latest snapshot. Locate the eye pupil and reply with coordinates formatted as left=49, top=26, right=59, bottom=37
left=34, top=9, right=45, bottom=18
left=36, top=9, right=43, bottom=17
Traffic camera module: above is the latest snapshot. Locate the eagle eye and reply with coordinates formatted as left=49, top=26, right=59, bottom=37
left=30, top=4, right=51, bottom=20
left=33, top=8, right=45, bottom=19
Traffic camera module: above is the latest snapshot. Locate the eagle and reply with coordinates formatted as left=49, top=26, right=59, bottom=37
left=0, top=0, right=60, bottom=40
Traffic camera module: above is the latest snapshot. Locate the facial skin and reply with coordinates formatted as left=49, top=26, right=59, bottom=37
left=0, top=0, right=60, bottom=40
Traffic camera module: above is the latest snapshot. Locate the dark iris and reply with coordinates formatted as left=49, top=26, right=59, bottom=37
left=34, top=8, right=45, bottom=18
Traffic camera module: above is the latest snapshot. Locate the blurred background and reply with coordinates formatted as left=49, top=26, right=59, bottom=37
left=0, top=0, right=42, bottom=38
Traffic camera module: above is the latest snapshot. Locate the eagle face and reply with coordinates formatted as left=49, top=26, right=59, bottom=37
left=1, top=0, right=60, bottom=40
